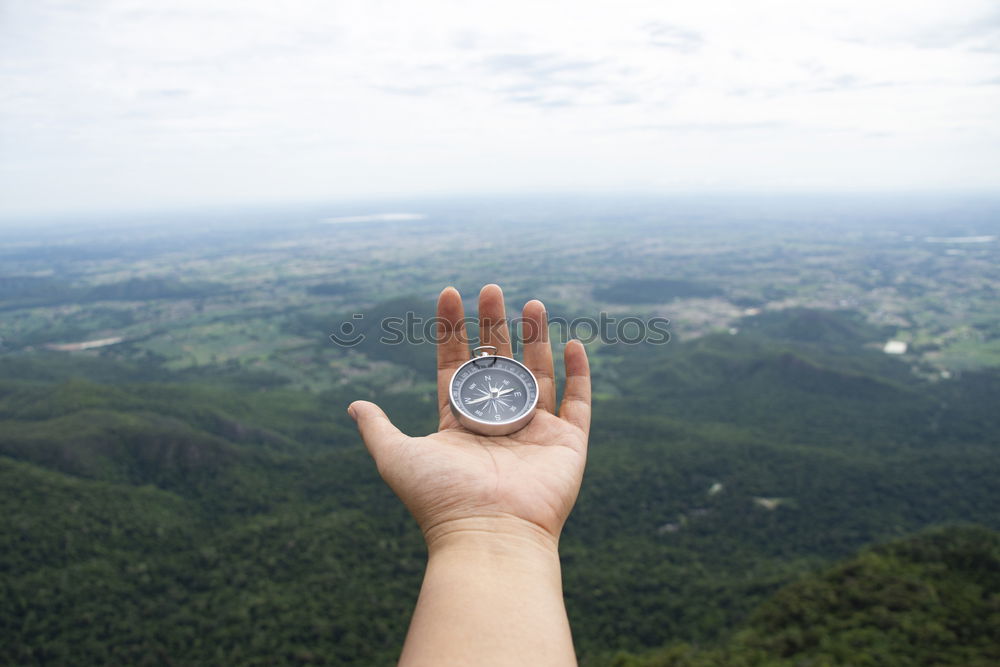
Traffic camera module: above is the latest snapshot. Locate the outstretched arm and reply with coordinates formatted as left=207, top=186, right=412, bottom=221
left=349, top=284, right=591, bottom=667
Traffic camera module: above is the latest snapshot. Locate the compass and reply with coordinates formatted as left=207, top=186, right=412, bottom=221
left=449, top=345, right=539, bottom=436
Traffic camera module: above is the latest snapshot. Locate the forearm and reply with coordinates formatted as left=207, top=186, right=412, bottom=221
left=399, top=518, right=577, bottom=667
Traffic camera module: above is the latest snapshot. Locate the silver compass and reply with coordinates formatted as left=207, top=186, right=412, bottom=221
left=449, top=345, right=539, bottom=436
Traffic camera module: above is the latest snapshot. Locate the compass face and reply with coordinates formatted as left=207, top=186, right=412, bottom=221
left=450, top=356, right=538, bottom=435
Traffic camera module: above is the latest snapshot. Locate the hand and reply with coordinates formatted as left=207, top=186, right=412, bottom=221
left=348, top=284, right=591, bottom=552
left=349, top=284, right=589, bottom=666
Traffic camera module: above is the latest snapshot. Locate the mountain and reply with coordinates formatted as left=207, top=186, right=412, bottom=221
left=1, top=307, right=998, bottom=664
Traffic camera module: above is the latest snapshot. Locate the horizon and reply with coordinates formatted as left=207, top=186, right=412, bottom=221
left=4, top=188, right=1000, bottom=228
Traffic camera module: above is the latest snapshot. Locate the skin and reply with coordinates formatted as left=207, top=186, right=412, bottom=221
left=349, top=284, right=591, bottom=667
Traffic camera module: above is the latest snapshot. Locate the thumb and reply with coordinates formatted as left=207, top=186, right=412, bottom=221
left=348, top=400, right=408, bottom=465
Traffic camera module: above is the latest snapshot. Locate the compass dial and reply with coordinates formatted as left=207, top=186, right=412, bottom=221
left=449, top=355, right=539, bottom=435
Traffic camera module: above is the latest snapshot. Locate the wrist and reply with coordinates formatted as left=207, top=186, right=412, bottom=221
left=422, top=514, right=562, bottom=562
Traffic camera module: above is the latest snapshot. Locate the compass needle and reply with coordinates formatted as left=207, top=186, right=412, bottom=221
left=466, top=395, right=492, bottom=405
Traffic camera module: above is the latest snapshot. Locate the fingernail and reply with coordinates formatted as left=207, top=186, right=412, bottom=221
left=347, top=404, right=357, bottom=420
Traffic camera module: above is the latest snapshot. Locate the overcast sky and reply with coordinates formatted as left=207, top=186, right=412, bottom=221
left=2, top=0, right=999, bottom=217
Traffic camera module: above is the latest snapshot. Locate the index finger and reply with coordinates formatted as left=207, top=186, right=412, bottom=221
left=436, top=286, right=469, bottom=429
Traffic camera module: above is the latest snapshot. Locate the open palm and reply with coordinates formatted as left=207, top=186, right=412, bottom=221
left=349, top=285, right=591, bottom=546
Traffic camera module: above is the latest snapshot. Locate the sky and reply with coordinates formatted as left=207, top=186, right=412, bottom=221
left=1, top=0, right=999, bottom=217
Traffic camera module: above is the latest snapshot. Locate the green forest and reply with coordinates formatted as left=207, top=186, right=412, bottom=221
left=611, top=525, right=1000, bottom=666
left=2, top=304, right=999, bottom=665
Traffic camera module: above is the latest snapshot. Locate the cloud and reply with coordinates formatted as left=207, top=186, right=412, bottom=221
left=372, top=84, right=441, bottom=97
left=618, top=121, right=790, bottom=133
left=479, top=52, right=609, bottom=108
left=787, top=72, right=902, bottom=95
left=504, top=93, right=577, bottom=108
left=912, top=9, right=1000, bottom=49
left=450, top=30, right=481, bottom=51
left=482, top=53, right=602, bottom=76
left=138, top=88, right=191, bottom=99
left=1, top=0, right=998, bottom=216
left=643, top=22, right=703, bottom=52
left=840, top=5, right=1000, bottom=51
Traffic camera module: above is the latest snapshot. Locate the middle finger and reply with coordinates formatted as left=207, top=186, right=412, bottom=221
left=478, top=284, right=513, bottom=358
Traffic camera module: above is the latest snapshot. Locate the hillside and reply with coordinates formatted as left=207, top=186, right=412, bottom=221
left=1, top=307, right=999, bottom=664
left=609, top=525, right=1000, bottom=666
